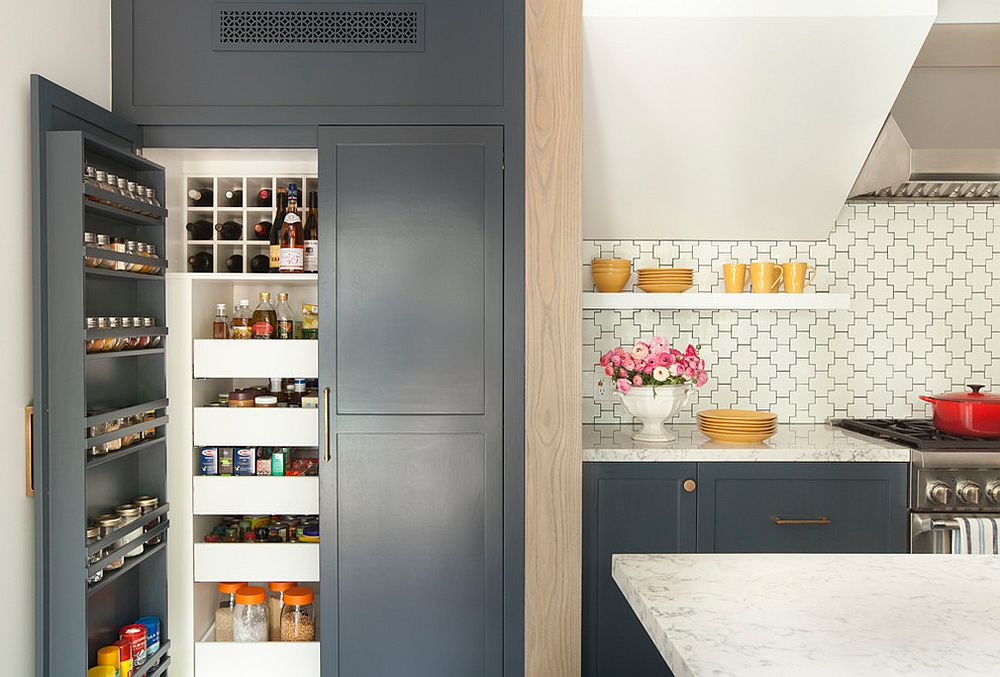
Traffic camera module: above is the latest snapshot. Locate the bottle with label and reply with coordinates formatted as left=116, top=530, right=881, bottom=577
left=252, top=292, right=277, bottom=339
left=275, top=293, right=295, bottom=339
left=279, top=192, right=304, bottom=273
left=231, top=299, right=253, bottom=339
left=269, top=187, right=288, bottom=272
left=213, top=303, right=231, bottom=339
left=304, top=191, right=318, bottom=273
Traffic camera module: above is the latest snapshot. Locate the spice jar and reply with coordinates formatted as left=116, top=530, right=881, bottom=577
left=215, top=581, right=247, bottom=642
left=254, top=395, right=277, bottom=408
left=95, top=645, right=120, bottom=675
left=84, top=232, right=102, bottom=268
left=267, top=581, right=296, bottom=641
left=85, top=317, right=99, bottom=353
left=106, top=317, right=124, bottom=351
left=111, top=238, right=128, bottom=270
left=125, top=241, right=142, bottom=272
left=134, top=495, right=161, bottom=546
left=233, top=586, right=268, bottom=642
left=86, top=525, right=104, bottom=585
left=228, top=390, right=255, bottom=408
left=115, top=504, right=144, bottom=558
left=142, top=410, right=157, bottom=440
left=117, top=317, right=135, bottom=351
left=131, top=317, right=150, bottom=349
left=144, top=317, right=161, bottom=347
left=119, top=623, right=147, bottom=668
left=95, top=513, right=125, bottom=570
left=280, top=587, right=316, bottom=641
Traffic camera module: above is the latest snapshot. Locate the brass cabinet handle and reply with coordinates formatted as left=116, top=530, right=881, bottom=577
left=772, top=516, right=832, bottom=526
left=323, top=387, right=331, bottom=462
left=683, top=479, right=697, bottom=493
left=24, top=405, right=34, bottom=497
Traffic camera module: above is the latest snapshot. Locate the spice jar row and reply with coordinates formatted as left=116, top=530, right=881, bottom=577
left=87, top=495, right=163, bottom=582
left=206, top=378, right=319, bottom=409
left=84, top=232, right=162, bottom=274
left=203, top=514, right=319, bottom=544
left=86, top=316, right=163, bottom=353
left=200, top=446, right=318, bottom=476
left=87, top=410, right=160, bottom=457
left=216, top=582, right=316, bottom=643
left=84, top=164, right=162, bottom=217
left=88, top=614, right=162, bottom=677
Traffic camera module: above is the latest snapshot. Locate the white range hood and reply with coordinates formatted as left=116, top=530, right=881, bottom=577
left=583, top=0, right=937, bottom=240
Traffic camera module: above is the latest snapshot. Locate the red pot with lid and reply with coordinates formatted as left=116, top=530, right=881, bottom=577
left=919, top=384, right=1000, bottom=438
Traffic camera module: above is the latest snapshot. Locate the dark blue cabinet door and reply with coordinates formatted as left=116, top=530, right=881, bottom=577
left=583, top=463, right=697, bottom=677
left=697, top=463, right=908, bottom=553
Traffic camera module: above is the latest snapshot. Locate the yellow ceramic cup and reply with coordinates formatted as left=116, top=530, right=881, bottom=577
left=781, top=262, right=815, bottom=293
left=749, top=262, right=783, bottom=293
left=722, top=263, right=747, bottom=293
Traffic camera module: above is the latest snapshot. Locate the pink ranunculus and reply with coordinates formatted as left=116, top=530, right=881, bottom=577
left=632, top=375, right=643, bottom=386
left=657, top=352, right=674, bottom=366
left=611, top=354, right=622, bottom=366
left=649, top=337, right=666, bottom=352
left=686, top=344, right=698, bottom=356
left=604, top=365, right=614, bottom=377
left=600, top=353, right=610, bottom=367
left=631, top=343, right=650, bottom=360
left=652, top=366, right=669, bottom=382
left=643, top=365, right=653, bottom=374
left=696, top=371, right=708, bottom=387
left=622, top=355, right=636, bottom=372
left=669, top=363, right=684, bottom=376
left=616, top=378, right=631, bottom=394
left=684, top=367, right=696, bottom=379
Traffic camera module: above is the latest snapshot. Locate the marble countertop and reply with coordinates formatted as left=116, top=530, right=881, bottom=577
left=583, top=423, right=910, bottom=462
left=613, top=553, right=1000, bottom=677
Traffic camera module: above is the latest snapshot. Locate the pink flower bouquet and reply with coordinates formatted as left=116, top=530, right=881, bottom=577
left=600, top=338, right=708, bottom=394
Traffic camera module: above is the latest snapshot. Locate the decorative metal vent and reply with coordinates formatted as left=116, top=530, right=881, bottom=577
left=213, top=3, right=424, bottom=51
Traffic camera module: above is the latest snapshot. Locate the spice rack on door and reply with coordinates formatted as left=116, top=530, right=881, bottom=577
left=184, top=174, right=317, bottom=274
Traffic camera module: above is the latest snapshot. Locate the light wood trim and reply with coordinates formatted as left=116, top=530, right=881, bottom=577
left=525, top=0, right=582, bottom=674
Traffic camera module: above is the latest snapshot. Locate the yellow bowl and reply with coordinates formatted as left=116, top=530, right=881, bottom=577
left=592, top=269, right=631, bottom=293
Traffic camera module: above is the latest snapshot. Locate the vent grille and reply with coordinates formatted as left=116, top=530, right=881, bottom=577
left=213, top=3, right=424, bottom=51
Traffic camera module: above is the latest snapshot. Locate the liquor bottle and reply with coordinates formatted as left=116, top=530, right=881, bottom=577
left=223, top=186, right=243, bottom=207
left=215, top=221, right=243, bottom=240
left=252, top=220, right=272, bottom=240
left=213, top=303, right=231, bottom=339
left=249, top=254, right=270, bottom=273
left=186, top=220, right=214, bottom=241
left=269, top=187, right=288, bottom=273
left=188, top=251, right=213, bottom=273
left=275, top=292, right=295, bottom=339
left=188, top=187, right=214, bottom=207
left=225, top=254, right=244, bottom=273
left=278, top=192, right=304, bottom=273
left=304, top=191, right=318, bottom=273
left=231, top=299, right=253, bottom=339
left=251, top=292, right=277, bottom=339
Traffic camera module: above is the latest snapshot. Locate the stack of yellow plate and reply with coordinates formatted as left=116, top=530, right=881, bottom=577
left=697, top=409, right=778, bottom=443
left=637, top=268, right=693, bottom=293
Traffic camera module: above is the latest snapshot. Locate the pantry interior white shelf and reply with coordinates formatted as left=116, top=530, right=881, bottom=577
left=193, top=407, right=319, bottom=446
left=194, top=543, right=320, bottom=581
left=195, top=636, right=319, bottom=676
left=193, top=339, right=318, bottom=378
left=582, top=292, right=851, bottom=310
left=193, top=477, right=319, bottom=515
left=168, top=272, right=317, bottom=282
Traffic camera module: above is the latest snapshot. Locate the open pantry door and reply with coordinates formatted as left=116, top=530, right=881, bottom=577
left=32, top=74, right=171, bottom=677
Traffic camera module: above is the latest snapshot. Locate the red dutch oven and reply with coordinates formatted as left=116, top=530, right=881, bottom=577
left=919, top=384, right=1000, bottom=438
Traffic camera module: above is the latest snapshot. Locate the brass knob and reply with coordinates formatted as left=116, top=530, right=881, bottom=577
left=683, top=479, right=697, bottom=493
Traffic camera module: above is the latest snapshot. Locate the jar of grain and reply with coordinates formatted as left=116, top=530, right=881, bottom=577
left=215, top=581, right=246, bottom=641
left=233, top=586, right=268, bottom=642
left=267, top=581, right=296, bottom=641
left=95, top=513, right=125, bottom=570
left=228, top=390, right=255, bottom=408
left=280, top=586, right=315, bottom=641
left=115, top=504, right=144, bottom=558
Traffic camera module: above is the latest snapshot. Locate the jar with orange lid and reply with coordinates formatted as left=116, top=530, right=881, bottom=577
left=215, top=581, right=247, bottom=641
left=267, top=581, right=296, bottom=641
left=233, top=585, right=268, bottom=642
left=280, top=586, right=315, bottom=641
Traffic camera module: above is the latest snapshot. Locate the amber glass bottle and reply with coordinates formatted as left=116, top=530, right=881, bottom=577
left=268, top=187, right=288, bottom=273
left=251, top=292, right=277, bottom=339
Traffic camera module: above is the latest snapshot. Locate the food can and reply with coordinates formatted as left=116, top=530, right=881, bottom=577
left=135, top=616, right=160, bottom=656
left=116, top=638, right=132, bottom=677
left=200, top=447, right=219, bottom=475
left=119, top=624, right=147, bottom=668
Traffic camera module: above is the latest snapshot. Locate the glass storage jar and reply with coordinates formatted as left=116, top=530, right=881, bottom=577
left=134, top=495, right=161, bottom=546
left=215, top=581, right=247, bottom=642
left=267, top=581, right=296, bottom=641
left=280, top=586, right=315, bottom=641
left=115, top=503, right=144, bottom=558
left=86, top=525, right=104, bottom=584
left=95, top=513, right=124, bottom=570
left=144, top=317, right=162, bottom=347
left=233, top=586, right=268, bottom=642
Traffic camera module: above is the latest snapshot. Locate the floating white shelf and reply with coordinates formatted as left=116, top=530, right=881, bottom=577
left=168, top=272, right=317, bottom=282
left=193, top=407, right=318, bottom=446
left=582, top=292, right=851, bottom=310
left=195, top=638, right=319, bottom=676
left=194, top=543, right=320, bottom=582
left=193, top=339, right=318, bottom=378
left=193, top=476, right=319, bottom=515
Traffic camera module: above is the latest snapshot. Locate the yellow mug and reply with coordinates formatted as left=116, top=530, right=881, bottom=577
left=781, top=262, right=815, bottom=293
left=722, top=263, right=747, bottom=293
left=748, top=262, right=783, bottom=293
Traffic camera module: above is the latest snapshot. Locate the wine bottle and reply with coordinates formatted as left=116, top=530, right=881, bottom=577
left=186, top=220, right=214, bottom=241
left=249, top=254, right=270, bottom=273
left=252, top=220, right=272, bottom=241
left=304, top=191, right=318, bottom=273
left=279, top=192, right=304, bottom=273
left=215, top=221, right=243, bottom=241
left=188, top=251, right=213, bottom=273
left=223, top=187, right=243, bottom=207
left=225, top=254, right=244, bottom=273
left=255, top=187, right=272, bottom=207
left=188, top=187, right=213, bottom=207
left=269, top=187, right=288, bottom=273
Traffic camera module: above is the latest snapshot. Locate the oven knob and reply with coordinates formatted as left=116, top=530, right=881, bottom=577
left=926, top=481, right=953, bottom=505
left=987, top=482, right=1000, bottom=505
left=956, top=481, right=982, bottom=505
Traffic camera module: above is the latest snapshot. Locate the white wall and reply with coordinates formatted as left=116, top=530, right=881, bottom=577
left=0, top=0, right=110, bottom=671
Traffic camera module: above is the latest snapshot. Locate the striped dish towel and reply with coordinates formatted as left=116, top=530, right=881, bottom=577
left=951, top=516, right=1000, bottom=554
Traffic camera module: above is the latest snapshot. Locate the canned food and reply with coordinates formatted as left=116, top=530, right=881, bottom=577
left=119, top=624, right=147, bottom=668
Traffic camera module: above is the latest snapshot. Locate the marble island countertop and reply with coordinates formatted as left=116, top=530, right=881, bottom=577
left=613, top=553, right=1000, bottom=677
left=584, top=423, right=911, bottom=462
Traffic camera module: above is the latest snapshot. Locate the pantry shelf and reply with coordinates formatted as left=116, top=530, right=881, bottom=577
left=195, top=639, right=318, bottom=676
left=85, top=267, right=167, bottom=282
left=83, top=185, right=167, bottom=220
left=193, top=339, right=318, bottom=378
left=193, top=407, right=318, bottom=446
left=85, top=347, right=165, bottom=360
left=86, top=436, right=165, bottom=470
left=132, top=641, right=172, bottom=677
left=84, top=198, right=165, bottom=228
left=194, top=543, right=320, bottom=582
left=193, top=476, right=319, bottom=515
left=87, top=538, right=168, bottom=596
left=582, top=292, right=851, bottom=310
left=170, top=272, right=318, bottom=282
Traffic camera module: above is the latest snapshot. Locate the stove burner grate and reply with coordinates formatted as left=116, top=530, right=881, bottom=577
left=833, top=418, right=1000, bottom=450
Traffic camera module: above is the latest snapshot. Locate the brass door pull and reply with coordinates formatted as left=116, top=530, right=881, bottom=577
left=683, top=479, right=697, bottom=493
left=323, top=387, right=331, bottom=462
left=24, top=405, right=34, bottom=497
left=772, top=516, right=832, bottom=526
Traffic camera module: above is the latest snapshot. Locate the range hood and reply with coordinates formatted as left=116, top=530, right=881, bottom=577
left=850, top=23, right=1000, bottom=200
left=583, top=0, right=937, bottom=240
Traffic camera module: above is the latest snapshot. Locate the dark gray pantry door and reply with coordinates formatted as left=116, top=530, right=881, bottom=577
left=317, top=126, right=504, bottom=677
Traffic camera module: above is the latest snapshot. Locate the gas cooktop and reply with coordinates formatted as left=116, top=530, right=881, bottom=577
left=833, top=418, right=1000, bottom=450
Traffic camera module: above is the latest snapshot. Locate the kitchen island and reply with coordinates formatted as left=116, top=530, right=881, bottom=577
left=613, top=553, right=1000, bottom=676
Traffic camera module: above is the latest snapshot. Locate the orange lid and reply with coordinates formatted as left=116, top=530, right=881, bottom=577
left=217, top=581, right=247, bottom=594
left=96, top=646, right=120, bottom=666
left=268, top=581, right=297, bottom=592
left=235, top=585, right=266, bottom=605
left=283, top=586, right=314, bottom=605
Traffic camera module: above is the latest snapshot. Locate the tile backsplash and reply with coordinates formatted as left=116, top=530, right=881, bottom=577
left=583, top=202, right=1000, bottom=424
